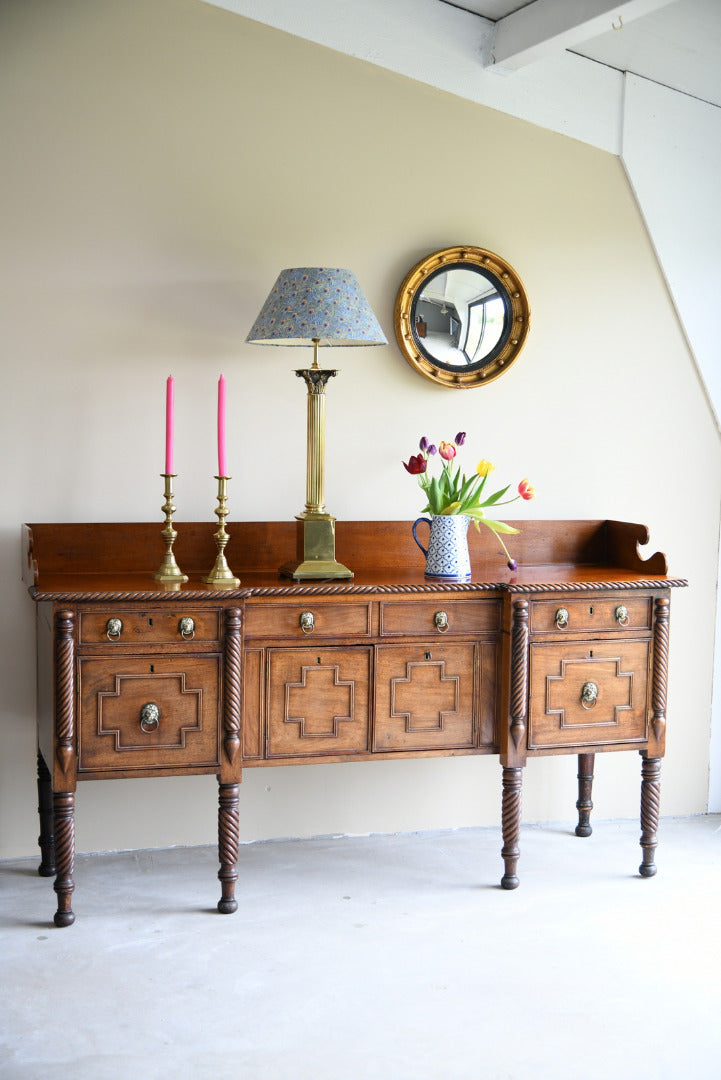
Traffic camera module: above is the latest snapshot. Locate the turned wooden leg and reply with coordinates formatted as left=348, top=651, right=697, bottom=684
left=36, top=751, right=56, bottom=877
left=501, top=766, right=523, bottom=890
left=639, top=754, right=661, bottom=878
left=217, top=780, right=239, bottom=914
left=575, top=752, right=595, bottom=837
left=52, top=791, right=75, bottom=927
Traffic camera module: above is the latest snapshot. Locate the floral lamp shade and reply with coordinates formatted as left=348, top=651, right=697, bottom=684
left=245, top=268, right=387, bottom=347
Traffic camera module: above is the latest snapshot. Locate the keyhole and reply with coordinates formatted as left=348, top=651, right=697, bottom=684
left=425, top=651, right=432, bottom=660
left=150, top=664, right=155, bottom=673
left=149, top=617, right=153, bottom=626
left=317, top=657, right=321, bottom=664
left=589, top=606, right=594, bottom=615
left=589, top=651, right=593, bottom=659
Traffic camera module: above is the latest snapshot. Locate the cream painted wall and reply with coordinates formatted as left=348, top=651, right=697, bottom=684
left=1, top=0, right=718, bottom=859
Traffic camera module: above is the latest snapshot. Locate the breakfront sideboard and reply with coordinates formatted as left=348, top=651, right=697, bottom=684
left=22, top=520, right=686, bottom=926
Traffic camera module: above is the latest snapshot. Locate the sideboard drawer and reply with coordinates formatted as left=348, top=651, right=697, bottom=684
left=380, top=598, right=499, bottom=638
left=374, top=644, right=476, bottom=752
left=528, top=641, right=650, bottom=750
left=79, top=608, right=221, bottom=646
left=77, top=656, right=221, bottom=773
left=529, top=597, right=652, bottom=635
left=244, top=601, right=372, bottom=641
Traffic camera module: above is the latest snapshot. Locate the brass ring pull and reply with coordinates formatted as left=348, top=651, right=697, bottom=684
left=179, top=617, right=195, bottom=639
left=106, top=617, right=123, bottom=640
left=139, top=702, right=160, bottom=732
left=433, top=610, right=449, bottom=633
left=555, top=608, right=569, bottom=629
left=580, top=682, right=598, bottom=710
left=299, top=611, right=315, bottom=634
left=615, top=605, right=629, bottom=626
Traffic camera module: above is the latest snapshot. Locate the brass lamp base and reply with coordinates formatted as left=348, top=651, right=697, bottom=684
left=280, top=515, right=353, bottom=580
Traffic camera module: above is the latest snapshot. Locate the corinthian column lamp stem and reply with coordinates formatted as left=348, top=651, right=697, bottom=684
left=246, top=268, right=387, bottom=580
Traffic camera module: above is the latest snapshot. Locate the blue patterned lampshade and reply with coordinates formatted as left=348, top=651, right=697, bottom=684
left=246, top=267, right=387, bottom=347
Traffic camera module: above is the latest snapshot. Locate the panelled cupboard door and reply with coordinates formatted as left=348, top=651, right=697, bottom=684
left=77, top=655, right=221, bottom=773
left=374, top=644, right=477, bottom=752
left=528, top=640, right=651, bottom=750
left=266, top=647, right=372, bottom=759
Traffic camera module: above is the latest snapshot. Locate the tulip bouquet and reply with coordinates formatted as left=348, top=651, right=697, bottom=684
left=402, top=432, right=535, bottom=569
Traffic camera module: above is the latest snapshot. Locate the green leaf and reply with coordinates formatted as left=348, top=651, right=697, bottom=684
left=482, top=484, right=511, bottom=506
left=481, top=518, right=520, bottom=535
left=427, top=476, right=443, bottom=514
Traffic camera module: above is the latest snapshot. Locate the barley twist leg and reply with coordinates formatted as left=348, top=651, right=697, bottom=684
left=501, top=766, right=523, bottom=890
left=218, top=781, right=239, bottom=914
left=52, top=791, right=75, bottom=927
left=639, top=755, right=661, bottom=878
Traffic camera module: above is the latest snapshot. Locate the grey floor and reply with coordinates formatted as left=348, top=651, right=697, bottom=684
left=1, top=816, right=720, bottom=1080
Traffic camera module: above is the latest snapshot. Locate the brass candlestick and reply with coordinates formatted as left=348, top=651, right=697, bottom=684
left=153, top=474, right=188, bottom=583
left=203, top=475, right=240, bottom=588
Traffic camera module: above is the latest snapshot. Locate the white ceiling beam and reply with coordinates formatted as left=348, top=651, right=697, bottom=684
left=491, top=0, right=678, bottom=70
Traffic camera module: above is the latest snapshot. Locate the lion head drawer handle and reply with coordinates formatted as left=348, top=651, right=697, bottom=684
left=554, top=608, right=569, bottom=629
left=178, top=617, right=195, bottom=639
left=580, top=682, right=598, bottom=710
left=139, top=702, right=160, bottom=732
left=433, top=610, right=449, bottom=633
left=106, top=617, right=123, bottom=640
left=299, top=611, right=315, bottom=634
left=615, top=605, right=629, bottom=626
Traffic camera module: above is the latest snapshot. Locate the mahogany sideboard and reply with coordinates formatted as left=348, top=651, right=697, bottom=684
left=22, top=519, right=687, bottom=926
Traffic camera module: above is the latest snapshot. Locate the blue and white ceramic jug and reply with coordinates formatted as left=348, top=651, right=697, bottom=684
left=412, top=514, right=472, bottom=581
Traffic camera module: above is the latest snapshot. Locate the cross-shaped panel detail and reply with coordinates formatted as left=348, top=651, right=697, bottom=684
left=391, top=661, right=459, bottom=733
left=285, top=665, right=355, bottom=739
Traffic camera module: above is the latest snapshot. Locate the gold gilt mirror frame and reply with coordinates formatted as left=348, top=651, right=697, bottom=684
left=394, top=246, right=530, bottom=389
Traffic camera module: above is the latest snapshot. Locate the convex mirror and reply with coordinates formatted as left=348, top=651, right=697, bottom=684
left=394, top=246, right=530, bottom=388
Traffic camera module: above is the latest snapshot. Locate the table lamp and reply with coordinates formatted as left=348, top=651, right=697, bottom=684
left=246, top=267, right=387, bottom=578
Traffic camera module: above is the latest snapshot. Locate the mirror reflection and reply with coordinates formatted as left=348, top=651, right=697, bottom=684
left=412, top=266, right=508, bottom=369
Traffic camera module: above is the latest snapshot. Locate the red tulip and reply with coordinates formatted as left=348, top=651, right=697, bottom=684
left=518, top=479, right=535, bottom=500
left=438, top=441, right=456, bottom=461
left=403, top=454, right=427, bottom=475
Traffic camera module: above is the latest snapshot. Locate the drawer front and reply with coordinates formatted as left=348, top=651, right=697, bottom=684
left=79, top=608, right=221, bottom=646
left=78, top=656, right=220, bottom=772
left=266, top=647, right=371, bottom=759
left=380, top=599, right=498, bottom=638
left=528, top=641, right=650, bottom=750
left=374, top=644, right=476, bottom=752
left=530, top=597, right=652, bottom=635
left=244, top=601, right=372, bottom=641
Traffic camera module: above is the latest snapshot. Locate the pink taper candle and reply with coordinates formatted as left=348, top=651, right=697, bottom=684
left=165, top=375, right=174, bottom=474
left=217, top=374, right=227, bottom=477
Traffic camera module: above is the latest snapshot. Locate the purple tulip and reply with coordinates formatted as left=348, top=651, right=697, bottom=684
left=507, top=558, right=518, bottom=571
left=455, top=431, right=467, bottom=446
left=419, top=436, right=429, bottom=452
left=427, top=443, right=437, bottom=456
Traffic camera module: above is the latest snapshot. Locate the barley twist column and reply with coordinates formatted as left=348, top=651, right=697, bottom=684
left=223, top=608, right=242, bottom=766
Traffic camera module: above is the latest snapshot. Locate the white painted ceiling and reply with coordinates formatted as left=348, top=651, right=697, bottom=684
left=442, top=0, right=721, bottom=106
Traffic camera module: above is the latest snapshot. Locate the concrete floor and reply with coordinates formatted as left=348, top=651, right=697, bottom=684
left=1, top=815, right=720, bottom=1080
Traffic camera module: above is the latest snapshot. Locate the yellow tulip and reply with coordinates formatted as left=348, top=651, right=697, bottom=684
left=476, top=459, right=494, bottom=477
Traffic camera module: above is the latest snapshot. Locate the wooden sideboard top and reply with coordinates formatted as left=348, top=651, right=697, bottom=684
left=22, top=520, right=687, bottom=601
